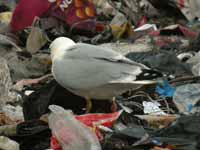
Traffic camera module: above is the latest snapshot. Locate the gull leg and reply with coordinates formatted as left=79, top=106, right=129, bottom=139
left=111, top=97, right=118, bottom=112
left=85, top=97, right=92, bottom=113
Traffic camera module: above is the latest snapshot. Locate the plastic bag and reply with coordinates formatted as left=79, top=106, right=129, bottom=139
left=75, top=110, right=122, bottom=128
left=10, top=0, right=96, bottom=32
left=156, top=80, right=176, bottom=97
left=48, top=105, right=102, bottom=150
left=50, top=109, right=122, bottom=150
left=173, top=83, right=200, bottom=113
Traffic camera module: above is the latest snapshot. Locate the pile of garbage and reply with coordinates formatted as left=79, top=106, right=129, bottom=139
left=0, top=0, right=200, bottom=150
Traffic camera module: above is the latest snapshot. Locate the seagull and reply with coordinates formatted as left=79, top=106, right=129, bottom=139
left=50, top=37, right=162, bottom=112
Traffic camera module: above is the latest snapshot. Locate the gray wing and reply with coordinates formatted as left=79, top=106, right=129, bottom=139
left=54, top=43, right=151, bottom=89
left=67, top=43, right=149, bottom=68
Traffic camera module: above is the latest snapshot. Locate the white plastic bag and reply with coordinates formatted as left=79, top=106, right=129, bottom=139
left=48, top=105, right=102, bottom=150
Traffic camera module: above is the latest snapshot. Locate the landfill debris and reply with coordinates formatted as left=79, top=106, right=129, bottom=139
left=11, top=120, right=51, bottom=150
left=143, top=101, right=167, bottom=115
left=26, top=26, right=48, bottom=54
left=24, top=90, right=34, bottom=96
left=10, top=0, right=50, bottom=32
left=10, top=0, right=97, bottom=32
left=107, top=0, right=143, bottom=25
left=75, top=110, right=122, bottom=130
left=153, top=114, right=200, bottom=150
left=8, top=53, right=51, bottom=82
left=136, top=115, right=177, bottom=128
left=48, top=105, right=102, bottom=150
left=146, top=0, right=186, bottom=21
left=140, top=0, right=159, bottom=18
left=126, top=50, right=192, bottom=76
left=2, top=105, right=24, bottom=122
left=187, top=51, right=200, bottom=76
left=0, top=136, right=19, bottom=150
left=175, top=0, right=200, bottom=21
left=109, top=12, right=134, bottom=39
left=0, top=0, right=16, bottom=11
left=100, top=36, right=153, bottom=55
left=134, top=24, right=157, bottom=32
left=102, top=113, right=180, bottom=150
left=0, top=113, right=16, bottom=125
left=159, top=24, right=198, bottom=38
left=0, top=57, right=18, bottom=105
left=0, top=12, right=12, bottom=24
left=0, top=34, right=22, bottom=52
left=173, top=83, right=200, bottom=113
left=50, top=108, right=122, bottom=149
left=156, top=81, right=176, bottom=97
left=93, top=0, right=116, bottom=16
left=177, top=52, right=194, bottom=62
left=1, top=1, right=200, bottom=149
left=110, top=12, right=127, bottom=27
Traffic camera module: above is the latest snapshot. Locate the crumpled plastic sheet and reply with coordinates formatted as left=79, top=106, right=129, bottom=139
left=11, top=120, right=51, bottom=150
left=126, top=50, right=192, bottom=76
left=103, top=113, right=200, bottom=150
left=153, top=114, right=200, bottom=150
left=23, top=80, right=112, bottom=120
left=173, top=83, right=200, bottom=113
left=0, top=57, right=18, bottom=105
left=10, top=0, right=97, bottom=32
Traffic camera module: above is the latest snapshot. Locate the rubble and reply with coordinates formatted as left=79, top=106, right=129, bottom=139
left=0, top=0, right=200, bottom=150
left=0, top=57, right=18, bottom=105
left=0, top=136, right=19, bottom=150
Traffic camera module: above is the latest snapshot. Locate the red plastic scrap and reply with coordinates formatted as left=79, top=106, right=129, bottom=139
left=51, top=136, right=62, bottom=150
left=50, top=0, right=96, bottom=31
left=178, top=25, right=197, bottom=38
left=177, top=0, right=185, bottom=9
left=50, top=111, right=122, bottom=150
left=149, top=30, right=160, bottom=36
left=153, top=146, right=171, bottom=150
left=149, top=25, right=197, bottom=39
left=162, top=25, right=198, bottom=38
left=75, top=111, right=122, bottom=127
left=10, top=0, right=97, bottom=32
left=10, top=0, right=50, bottom=32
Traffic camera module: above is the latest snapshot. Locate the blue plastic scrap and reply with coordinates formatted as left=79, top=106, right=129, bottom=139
left=156, top=80, right=176, bottom=97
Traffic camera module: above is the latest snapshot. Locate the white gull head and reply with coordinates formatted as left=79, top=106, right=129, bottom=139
left=50, top=37, right=76, bottom=60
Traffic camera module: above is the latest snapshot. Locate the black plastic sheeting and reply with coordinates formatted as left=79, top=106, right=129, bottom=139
left=126, top=50, right=192, bottom=76
left=153, top=115, right=200, bottom=150
left=102, top=114, right=200, bottom=150
left=23, top=80, right=112, bottom=120
left=10, top=120, right=51, bottom=150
